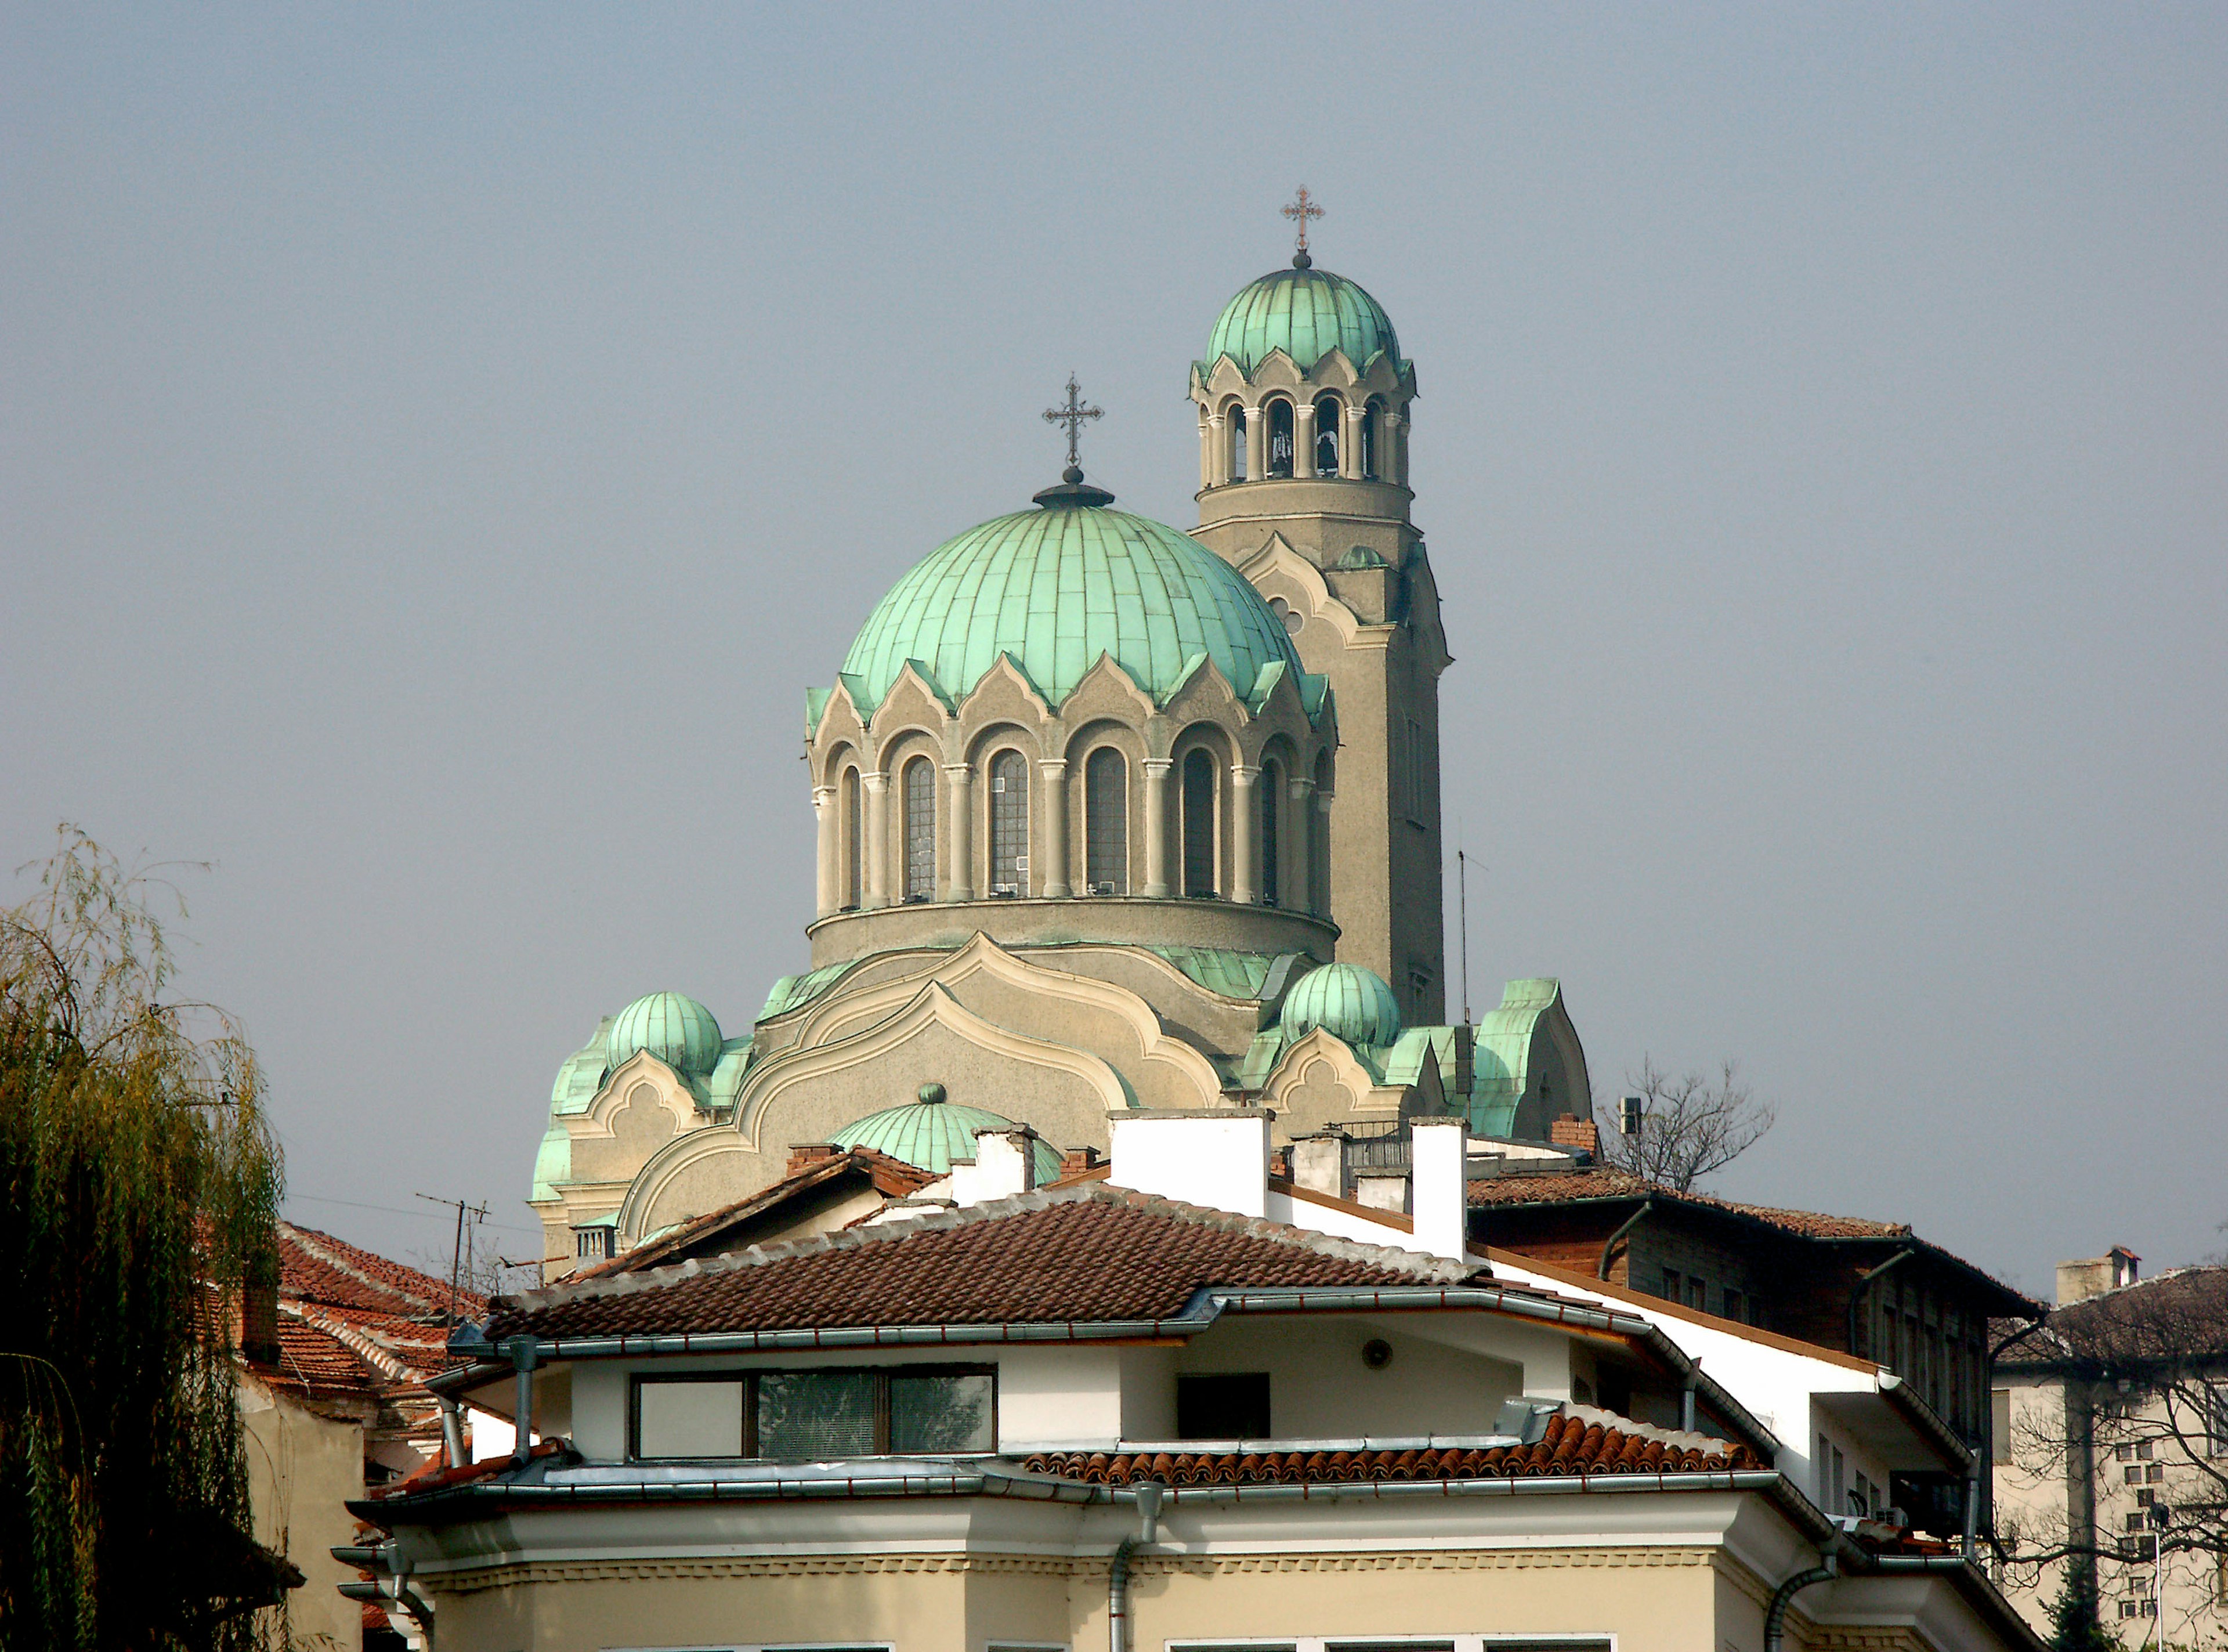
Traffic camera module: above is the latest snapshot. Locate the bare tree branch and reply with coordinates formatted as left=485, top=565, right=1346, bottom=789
left=1593, top=1056, right=1777, bottom=1192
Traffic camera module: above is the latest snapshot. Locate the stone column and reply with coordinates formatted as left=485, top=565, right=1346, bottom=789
left=812, top=785, right=838, bottom=917
left=943, top=763, right=975, bottom=902
left=1245, top=404, right=1267, bottom=483
left=1229, top=764, right=1261, bottom=904
left=1293, top=401, right=1318, bottom=478
left=1206, top=411, right=1228, bottom=488
left=860, top=771, right=890, bottom=909
left=1141, top=758, right=1173, bottom=898
left=1341, top=403, right=1365, bottom=480
left=1038, top=757, right=1070, bottom=898
left=1286, top=774, right=1315, bottom=914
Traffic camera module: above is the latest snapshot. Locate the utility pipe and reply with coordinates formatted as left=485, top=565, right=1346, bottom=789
left=1846, top=1246, right=1917, bottom=1360
left=1763, top=1557, right=1837, bottom=1652
left=1109, top=1483, right=1162, bottom=1652
left=437, top=1394, right=465, bottom=1469
left=1597, top=1200, right=1653, bottom=1280
left=504, top=1336, right=537, bottom=1466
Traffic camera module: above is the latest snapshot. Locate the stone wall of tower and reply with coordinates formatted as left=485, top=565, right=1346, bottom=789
left=1191, top=476, right=1449, bottom=1024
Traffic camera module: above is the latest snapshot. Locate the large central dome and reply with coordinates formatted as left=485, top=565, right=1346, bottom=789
left=838, top=498, right=1303, bottom=714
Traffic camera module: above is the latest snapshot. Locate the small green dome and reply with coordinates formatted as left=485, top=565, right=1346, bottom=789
left=1281, top=963, right=1402, bottom=1048
left=830, top=1086, right=1065, bottom=1182
left=1204, top=262, right=1401, bottom=377
left=608, top=991, right=724, bottom=1077
left=838, top=501, right=1302, bottom=715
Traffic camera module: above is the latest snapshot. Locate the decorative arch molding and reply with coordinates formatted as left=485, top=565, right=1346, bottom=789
left=573, top=1051, right=698, bottom=1143
left=1261, top=1028, right=1412, bottom=1138
left=730, top=978, right=1137, bottom=1158
left=1239, top=535, right=1377, bottom=653
left=784, top=932, right=1225, bottom=1112
left=614, top=1122, right=748, bottom=1247
left=954, top=653, right=1057, bottom=743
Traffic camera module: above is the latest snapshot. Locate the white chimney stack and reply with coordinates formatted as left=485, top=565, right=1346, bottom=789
left=1409, top=1117, right=1470, bottom=1261
left=950, top=1126, right=1041, bottom=1208
left=1106, top=1109, right=1272, bottom=1219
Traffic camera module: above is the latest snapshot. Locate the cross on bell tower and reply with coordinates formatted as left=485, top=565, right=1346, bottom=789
left=1282, top=187, right=1324, bottom=267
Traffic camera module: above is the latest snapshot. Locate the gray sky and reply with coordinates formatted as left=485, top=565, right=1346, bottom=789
left=6, top=6, right=2222, bottom=1298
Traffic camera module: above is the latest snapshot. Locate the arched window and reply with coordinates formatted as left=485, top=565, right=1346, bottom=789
left=1362, top=398, right=1383, bottom=480
left=1084, top=747, right=1127, bottom=895
left=1260, top=759, right=1281, bottom=908
left=1181, top=750, right=1217, bottom=898
left=901, top=757, right=935, bottom=901
left=1313, top=395, right=1341, bottom=476
left=988, top=749, right=1028, bottom=896
left=1228, top=404, right=1247, bottom=482
left=841, top=767, right=862, bottom=910
left=1266, top=399, right=1295, bottom=478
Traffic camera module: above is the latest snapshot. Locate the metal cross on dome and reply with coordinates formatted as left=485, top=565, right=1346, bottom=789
left=1282, top=186, right=1324, bottom=255
left=1043, top=374, right=1104, bottom=469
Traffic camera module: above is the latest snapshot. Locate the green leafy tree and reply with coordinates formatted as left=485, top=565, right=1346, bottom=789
left=0, top=827, right=291, bottom=1650
left=2044, top=1567, right=2120, bottom=1651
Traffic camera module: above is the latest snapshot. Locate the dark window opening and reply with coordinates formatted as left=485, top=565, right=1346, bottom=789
left=1181, top=750, right=1217, bottom=897
left=1259, top=762, right=1280, bottom=907
left=1362, top=400, right=1383, bottom=479
left=1228, top=405, right=1247, bottom=481
left=1085, top=746, right=1127, bottom=895
left=1266, top=400, right=1295, bottom=478
left=1313, top=395, right=1341, bottom=475
left=988, top=749, right=1028, bottom=895
left=1177, top=1372, right=1271, bottom=1440
left=841, top=767, right=862, bottom=910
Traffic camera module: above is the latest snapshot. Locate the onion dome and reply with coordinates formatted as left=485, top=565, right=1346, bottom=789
left=607, top=991, right=725, bottom=1078
left=1280, top=962, right=1402, bottom=1048
left=837, top=496, right=1303, bottom=716
left=829, top=1082, right=1065, bottom=1181
left=1204, top=258, right=1401, bottom=377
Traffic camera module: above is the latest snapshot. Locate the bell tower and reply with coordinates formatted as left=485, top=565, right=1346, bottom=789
left=1188, top=208, right=1450, bottom=1023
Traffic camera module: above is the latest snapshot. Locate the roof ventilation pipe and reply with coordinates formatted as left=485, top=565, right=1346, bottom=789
left=1409, top=1118, right=1469, bottom=1260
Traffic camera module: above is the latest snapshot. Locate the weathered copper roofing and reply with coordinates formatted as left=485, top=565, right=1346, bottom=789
left=607, top=991, right=724, bottom=1078
left=1280, top=961, right=1402, bottom=1047
left=830, top=1086, right=1065, bottom=1182
left=1204, top=263, right=1402, bottom=376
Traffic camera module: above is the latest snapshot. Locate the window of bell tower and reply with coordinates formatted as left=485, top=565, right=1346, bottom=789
left=901, top=757, right=935, bottom=902
left=1227, top=404, right=1247, bottom=482
left=988, top=749, right=1028, bottom=897
left=1085, top=747, right=1127, bottom=895
left=1313, top=395, right=1341, bottom=476
left=1362, top=398, right=1384, bottom=480
left=1266, top=399, right=1296, bottom=478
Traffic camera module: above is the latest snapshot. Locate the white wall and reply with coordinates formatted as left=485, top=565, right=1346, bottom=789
left=1107, top=1111, right=1269, bottom=1217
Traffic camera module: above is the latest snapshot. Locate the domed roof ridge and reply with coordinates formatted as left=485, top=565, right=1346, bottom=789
left=836, top=500, right=1305, bottom=718
left=1279, top=961, right=1402, bottom=1049
left=1203, top=263, right=1402, bottom=377
left=829, top=1088, right=1065, bottom=1181
left=609, top=991, right=725, bottom=1078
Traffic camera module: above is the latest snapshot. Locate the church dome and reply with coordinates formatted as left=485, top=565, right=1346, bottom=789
left=839, top=496, right=1303, bottom=714
left=1205, top=261, right=1401, bottom=377
left=1280, top=963, right=1402, bottom=1048
left=830, top=1082, right=1066, bottom=1181
left=607, top=991, right=724, bottom=1077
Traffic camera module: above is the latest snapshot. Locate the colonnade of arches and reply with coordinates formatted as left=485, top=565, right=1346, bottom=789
left=1200, top=392, right=1406, bottom=489
left=813, top=731, right=1333, bottom=921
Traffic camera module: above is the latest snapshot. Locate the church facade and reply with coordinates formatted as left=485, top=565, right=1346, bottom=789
left=527, top=240, right=1592, bottom=1280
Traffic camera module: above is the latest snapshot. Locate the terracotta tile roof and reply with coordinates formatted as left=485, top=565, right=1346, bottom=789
left=280, top=1221, right=486, bottom=1323
left=1022, top=1412, right=1759, bottom=1485
left=572, top=1148, right=939, bottom=1282
left=491, top=1184, right=1476, bottom=1342
left=1999, top=1265, right=2228, bottom=1369
left=252, top=1317, right=387, bottom=1403
left=1466, top=1167, right=1908, bottom=1239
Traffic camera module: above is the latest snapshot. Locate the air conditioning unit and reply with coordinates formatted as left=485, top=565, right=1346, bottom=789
left=1087, top=881, right=1119, bottom=896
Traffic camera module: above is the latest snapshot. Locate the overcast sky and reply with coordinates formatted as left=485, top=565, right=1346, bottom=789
left=6, top=6, right=2222, bottom=1297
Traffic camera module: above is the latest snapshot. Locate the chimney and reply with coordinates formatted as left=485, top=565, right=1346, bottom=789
left=950, top=1126, right=1041, bottom=1208
left=1107, top=1109, right=1272, bottom=1219
left=2056, top=1248, right=2141, bottom=1306
left=1550, top=1115, right=1600, bottom=1157
left=1061, top=1145, right=1102, bottom=1178
left=1410, top=1116, right=1469, bottom=1261
left=1290, top=1127, right=1351, bottom=1201
left=787, top=1142, right=840, bottom=1176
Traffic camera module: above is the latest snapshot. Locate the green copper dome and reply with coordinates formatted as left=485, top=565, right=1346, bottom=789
left=1280, top=962, right=1402, bottom=1049
left=837, top=500, right=1303, bottom=715
left=830, top=1083, right=1065, bottom=1181
left=608, top=991, right=724, bottom=1078
left=1204, top=262, right=1401, bottom=377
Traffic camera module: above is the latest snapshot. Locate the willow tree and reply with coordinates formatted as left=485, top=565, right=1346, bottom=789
left=0, top=827, right=290, bottom=1651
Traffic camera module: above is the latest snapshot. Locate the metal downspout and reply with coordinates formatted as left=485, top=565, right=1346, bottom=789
left=1597, top=1199, right=1652, bottom=1279
left=1763, top=1557, right=1838, bottom=1652
left=504, top=1336, right=537, bottom=1466
left=437, top=1394, right=465, bottom=1469
left=1108, top=1483, right=1162, bottom=1652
